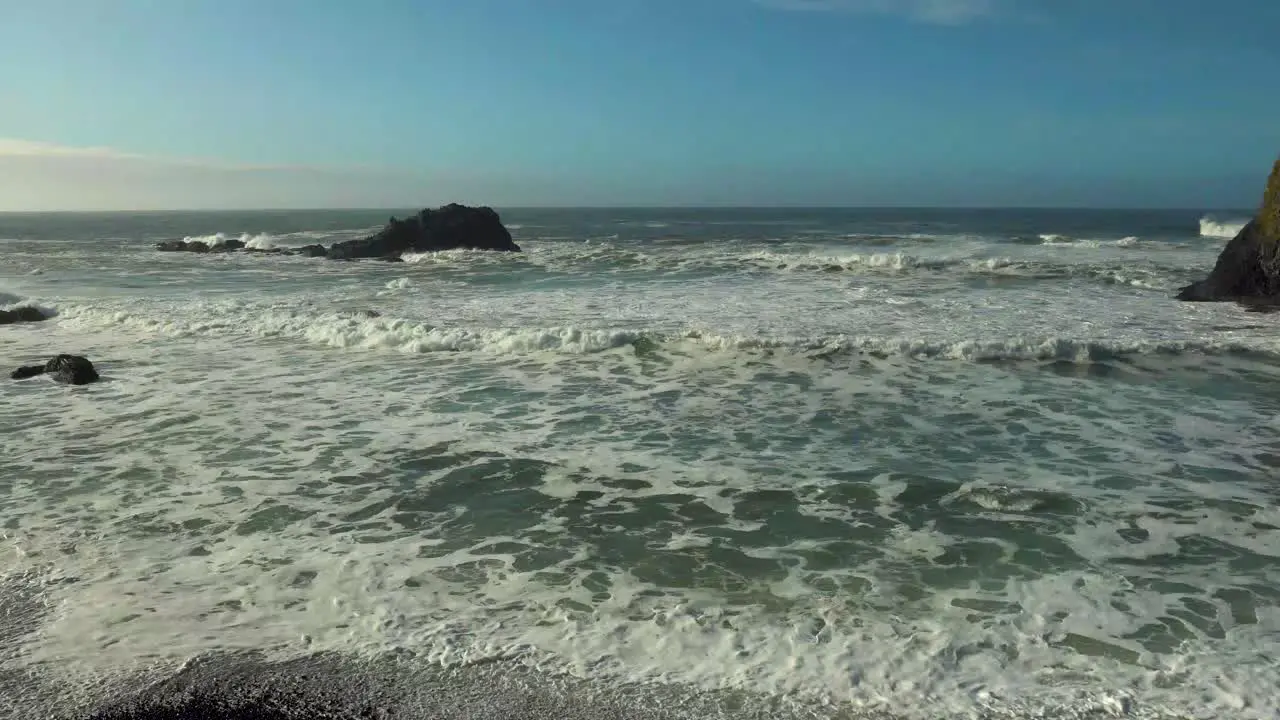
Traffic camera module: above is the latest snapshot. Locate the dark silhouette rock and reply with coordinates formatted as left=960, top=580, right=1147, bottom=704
left=154, top=205, right=519, bottom=261
left=1178, top=159, right=1280, bottom=303
left=0, top=305, right=48, bottom=324
left=326, top=204, right=520, bottom=260
left=11, top=354, right=100, bottom=385
left=10, top=365, right=45, bottom=380
left=47, top=354, right=100, bottom=384
left=155, top=238, right=243, bottom=253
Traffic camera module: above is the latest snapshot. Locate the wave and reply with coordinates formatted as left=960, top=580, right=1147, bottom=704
left=180, top=232, right=277, bottom=250
left=0, top=291, right=58, bottom=317
left=736, top=250, right=1175, bottom=288
left=52, top=304, right=1272, bottom=363
left=1037, top=234, right=1140, bottom=247
left=366, top=243, right=1188, bottom=290
left=1200, top=216, right=1248, bottom=238
left=176, top=226, right=382, bottom=251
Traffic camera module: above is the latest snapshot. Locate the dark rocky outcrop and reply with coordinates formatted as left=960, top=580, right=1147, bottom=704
left=0, top=305, right=48, bottom=324
left=156, top=238, right=245, bottom=253
left=153, top=204, right=519, bottom=261
left=326, top=204, right=519, bottom=260
left=1177, top=159, right=1280, bottom=304
left=11, top=354, right=100, bottom=385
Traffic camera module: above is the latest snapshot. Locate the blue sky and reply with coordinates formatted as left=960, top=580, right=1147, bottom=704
left=1, top=0, right=1277, bottom=209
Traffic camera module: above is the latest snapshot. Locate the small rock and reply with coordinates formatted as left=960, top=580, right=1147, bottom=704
left=10, top=365, right=45, bottom=380
left=0, top=306, right=48, bottom=325
left=13, top=354, right=101, bottom=385
left=46, top=354, right=100, bottom=385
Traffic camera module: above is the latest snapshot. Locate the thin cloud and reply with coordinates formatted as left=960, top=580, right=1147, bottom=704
left=0, top=138, right=146, bottom=161
left=0, top=138, right=377, bottom=174
left=755, top=0, right=1001, bottom=24
left=0, top=137, right=567, bottom=211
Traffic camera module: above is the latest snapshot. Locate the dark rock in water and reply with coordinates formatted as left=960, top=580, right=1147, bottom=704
left=47, top=354, right=100, bottom=384
left=326, top=204, right=520, bottom=260
left=154, top=205, right=518, bottom=262
left=155, top=239, right=243, bottom=253
left=156, top=239, right=212, bottom=253
left=11, top=354, right=100, bottom=384
left=10, top=364, right=45, bottom=380
left=1177, top=159, right=1280, bottom=303
left=0, top=305, right=48, bottom=324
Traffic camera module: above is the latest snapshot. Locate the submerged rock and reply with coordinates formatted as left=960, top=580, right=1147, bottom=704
left=153, top=204, right=520, bottom=261
left=1177, top=159, right=1280, bottom=303
left=0, top=305, right=48, bottom=324
left=10, top=354, right=100, bottom=385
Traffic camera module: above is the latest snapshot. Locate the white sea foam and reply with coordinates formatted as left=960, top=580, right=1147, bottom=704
left=45, top=300, right=1276, bottom=362
left=0, top=291, right=58, bottom=317
left=4, top=314, right=1279, bottom=719
left=182, top=231, right=274, bottom=248
left=1200, top=216, right=1249, bottom=238
left=1039, top=233, right=1140, bottom=247
left=2, top=212, right=1277, bottom=719
left=178, top=226, right=382, bottom=250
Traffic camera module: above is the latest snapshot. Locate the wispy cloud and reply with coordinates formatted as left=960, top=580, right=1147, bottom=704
left=0, top=138, right=571, bottom=211
left=754, top=0, right=1001, bottom=24
left=0, top=138, right=364, bottom=173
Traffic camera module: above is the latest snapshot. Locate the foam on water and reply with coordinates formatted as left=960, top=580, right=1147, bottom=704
left=180, top=226, right=384, bottom=250
left=3, top=209, right=1279, bottom=719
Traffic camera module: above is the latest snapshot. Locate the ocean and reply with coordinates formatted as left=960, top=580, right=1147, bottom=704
left=1, top=207, right=1277, bottom=719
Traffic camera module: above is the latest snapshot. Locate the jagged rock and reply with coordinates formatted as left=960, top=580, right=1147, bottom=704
left=296, top=244, right=328, bottom=258
left=326, top=204, right=520, bottom=260
left=11, top=354, right=100, bottom=385
left=1178, top=159, right=1280, bottom=303
left=0, top=305, right=48, bottom=324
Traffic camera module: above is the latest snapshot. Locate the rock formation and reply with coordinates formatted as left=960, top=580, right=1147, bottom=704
left=11, top=354, right=100, bottom=385
left=156, top=238, right=245, bottom=253
left=155, top=204, right=520, bottom=261
left=0, top=305, right=48, bottom=324
left=1177, top=158, right=1280, bottom=304
left=326, top=204, right=520, bottom=260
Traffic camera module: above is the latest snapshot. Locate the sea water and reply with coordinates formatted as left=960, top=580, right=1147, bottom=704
left=1, top=208, right=1277, bottom=719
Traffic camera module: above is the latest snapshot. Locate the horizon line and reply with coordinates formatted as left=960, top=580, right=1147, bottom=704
left=0, top=204, right=1255, bottom=214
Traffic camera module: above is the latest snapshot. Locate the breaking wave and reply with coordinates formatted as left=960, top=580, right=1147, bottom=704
left=177, top=226, right=382, bottom=250
left=52, top=304, right=1273, bottom=363
left=1037, top=234, right=1140, bottom=247
left=1200, top=216, right=1248, bottom=238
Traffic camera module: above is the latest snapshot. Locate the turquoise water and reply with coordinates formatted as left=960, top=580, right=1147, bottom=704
left=1, top=208, right=1278, bottom=719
